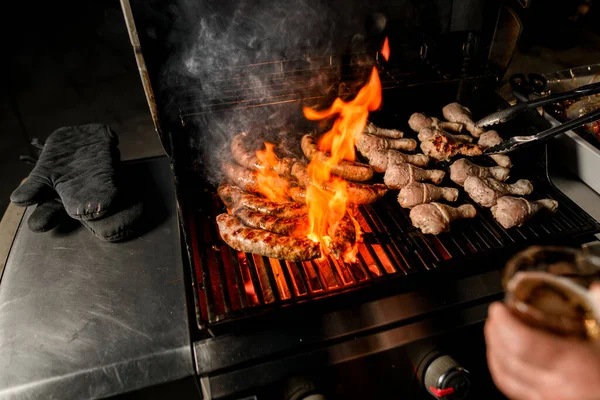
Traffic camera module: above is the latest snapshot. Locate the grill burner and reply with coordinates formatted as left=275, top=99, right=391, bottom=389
left=182, top=147, right=600, bottom=329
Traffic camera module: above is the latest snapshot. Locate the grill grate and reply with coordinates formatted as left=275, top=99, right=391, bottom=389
left=183, top=163, right=600, bottom=329
left=174, top=54, right=494, bottom=119
left=175, top=55, right=599, bottom=330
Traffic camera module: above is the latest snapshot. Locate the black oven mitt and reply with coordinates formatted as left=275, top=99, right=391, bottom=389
left=27, top=199, right=66, bottom=233
left=81, top=200, right=146, bottom=242
left=27, top=196, right=146, bottom=242
left=10, top=124, right=120, bottom=221
left=15, top=129, right=147, bottom=242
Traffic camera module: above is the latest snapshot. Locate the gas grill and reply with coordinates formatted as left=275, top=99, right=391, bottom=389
left=122, top=0, right=600, bottom=398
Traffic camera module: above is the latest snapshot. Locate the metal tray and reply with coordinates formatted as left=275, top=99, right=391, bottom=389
left=543, top=64, right=600, bottom=91
left=543, top=64, right=600, bottom=195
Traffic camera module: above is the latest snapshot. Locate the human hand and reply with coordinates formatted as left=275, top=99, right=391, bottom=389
left=484, top=284, right=600, bottom=400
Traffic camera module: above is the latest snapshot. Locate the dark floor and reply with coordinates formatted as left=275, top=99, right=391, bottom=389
left=1, top=2, right=599, bottom=220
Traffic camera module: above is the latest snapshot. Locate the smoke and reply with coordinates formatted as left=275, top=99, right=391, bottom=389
left=181, top=0, right=336, bottom=76
left=161, top=0, right=385, bottom=185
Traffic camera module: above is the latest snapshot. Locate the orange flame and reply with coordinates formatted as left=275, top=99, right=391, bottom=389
left=303, top=67, right=382, bottom=261
left=346, top=211, right=362, bottom=262
left=255, top=142, right=289, bottom=202
left=381, top=37, right=390, bottom=61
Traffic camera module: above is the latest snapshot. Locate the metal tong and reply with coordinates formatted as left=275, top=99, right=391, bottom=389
left=477, top=81, right=600, bottom=127
left=484, top=108, right=600, bottom=154
left=477, top=81, right=600, bottom=154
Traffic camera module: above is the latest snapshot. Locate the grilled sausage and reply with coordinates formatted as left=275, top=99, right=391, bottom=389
left=235, top=207, right=309, bottom=237
left=218, top=184, right=307, bottom=218
left=343, top=183, right=389, bottom=204
left=231, top=132, right=295, bottom=176
left=328, top=214, right=358, bottom=259
left=291, top=162, right=387, bottom=204
left=301, top=135, right=374, bottom=182
left=230, top=132, right=262, bottom=172
left=288, top=186, right=307, bottom=203
left=222, top=162, right=290, bottom=194
left=290, top=162, right=312, bottom=187
left=216, top=214, right=321, bottom=261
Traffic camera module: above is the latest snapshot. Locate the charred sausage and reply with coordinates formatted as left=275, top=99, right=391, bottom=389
left=235, top=207, right=309, bottom=237
left=222, top=162, right=290, bottom=194
left=288, top=186, right=307, bottom=203
left=218, top=184, right=307, bottom=218
left=301, top=135, right=374, bottom=182
left=291, top=162, right=387, bottom=204
left=231, top=132, right=295, bottom=176
left=328, top=214, right=358, bottom=259
left=216, top=214, right=321, bottom=261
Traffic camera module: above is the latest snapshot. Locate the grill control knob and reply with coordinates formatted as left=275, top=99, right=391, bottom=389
left=423, top=354, right=470, bottom=400
left=284, top=376, right=327, bottom=400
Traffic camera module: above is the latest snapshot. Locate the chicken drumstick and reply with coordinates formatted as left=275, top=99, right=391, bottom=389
left=477, top=130, right=512, bottom=168
left=449, top=158, right=510, bottom=186
left=408, top=112, right=464, bottom=133
left=398, top=182, right=459, bottom=208
left=442, top=102, right=485, bottom=138
left=362, top=149, right=430, bottom=172
left=464, top=176, right=534, bottom=207
left=384, top=163, right=445, bottom=190
left=491, top=196, right=559, bottom=229
left=410, top=203, right=477, bottom=235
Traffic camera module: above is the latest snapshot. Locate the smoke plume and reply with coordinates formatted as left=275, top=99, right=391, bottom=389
left=161, top=0, right=388, bottom=184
